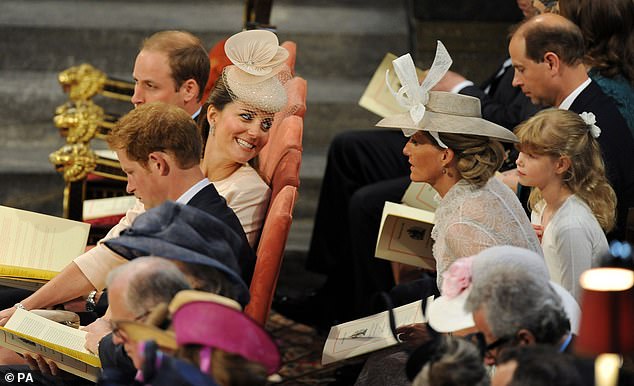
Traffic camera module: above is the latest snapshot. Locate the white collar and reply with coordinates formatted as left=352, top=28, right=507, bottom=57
left=558, top=78, right=591, bottom=110
left=191, top=106, right=203, bottom=120
left=176, top=178, right=211, bottom=205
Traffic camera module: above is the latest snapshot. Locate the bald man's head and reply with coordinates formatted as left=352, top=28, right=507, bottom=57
left=512, top=13, right=585, bottom=67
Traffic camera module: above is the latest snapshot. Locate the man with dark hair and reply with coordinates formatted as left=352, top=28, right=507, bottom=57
left=508, top=13, right=634, bottom=240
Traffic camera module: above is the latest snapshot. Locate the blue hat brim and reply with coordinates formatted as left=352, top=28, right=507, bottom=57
left=105, top=236, right=250, bottom=307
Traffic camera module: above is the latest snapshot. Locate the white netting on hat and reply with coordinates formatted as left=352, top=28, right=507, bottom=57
left=220, top=29, right=298, bottom=119
left=222, top=64, right=294, bottom=116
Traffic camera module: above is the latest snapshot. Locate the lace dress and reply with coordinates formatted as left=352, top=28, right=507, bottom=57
left=432, top=177, right=542, bottom=289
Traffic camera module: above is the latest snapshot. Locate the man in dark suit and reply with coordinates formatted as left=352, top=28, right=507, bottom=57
left=131, top=30, right=210, bottom=121
left=0, top=30, right=213, bottom=314
left=0, top=102, right=253, bottom=332
left=509, top=12, right=634, bottom=241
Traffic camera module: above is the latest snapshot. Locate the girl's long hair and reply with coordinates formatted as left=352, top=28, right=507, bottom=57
left=514, top=109, right=616, bottom=232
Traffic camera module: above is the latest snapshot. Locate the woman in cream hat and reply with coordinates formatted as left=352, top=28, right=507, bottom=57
left=200, top=29, right=293, bottom=246
left=377, top=43, right=542, bottom=290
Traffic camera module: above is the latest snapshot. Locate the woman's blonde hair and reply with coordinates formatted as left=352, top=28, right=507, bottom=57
left=434, top=132, right=505, bottom=187
left=514, top=108, right=616, bottom=232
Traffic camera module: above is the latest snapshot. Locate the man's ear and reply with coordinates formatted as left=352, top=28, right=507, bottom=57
left=148, top=152, right=170, bottom=176
left=543, top=52, right=561, bottom=75
left=180, top=78, right=199, bottom=104
left=516, top=329, right=537, bottom=346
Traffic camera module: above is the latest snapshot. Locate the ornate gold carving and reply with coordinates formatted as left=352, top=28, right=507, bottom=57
left=58, top=64, right=134, bottom=102
left=58, top=64, right=108, bottom=101
left=54, top=101, right=108, bottom=143
left=49, top=143, right=97, bottom=182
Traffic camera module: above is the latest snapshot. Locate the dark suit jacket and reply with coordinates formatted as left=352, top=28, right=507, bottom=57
left=569, top=81, right=634, bottom=241
left=97, top=184, right=256, bottom=386
left=187, top=183, right=256, bottom=284
left=460, top=60, right=542, bottom=130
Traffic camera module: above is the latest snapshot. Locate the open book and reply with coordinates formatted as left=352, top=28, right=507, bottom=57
left=83, top=195, right=136, bottom=221
left=0, top=308, right=101, bottom=381
left=375, top=183, right=440, bottom=270
left=358, top=52, right=428, bottom=118
left=0, top=205, right=90, bottom=289
left=322, top=299, right=428, bottom=365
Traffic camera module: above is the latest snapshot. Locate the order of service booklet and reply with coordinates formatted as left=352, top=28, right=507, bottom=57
left=375, top=182, right=440, bottom=270
left=0, top=205, right=90, bottom=289
left=322, top=299, right=430, bottom=365
left=82, top=195, right=136, bottom=221
left=0, top=308, right=101, bottom=381
left=358, top=52, right=428, bottom=118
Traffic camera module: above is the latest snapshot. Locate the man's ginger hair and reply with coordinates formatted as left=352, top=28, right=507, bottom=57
left=108, top=102, right=202, bottom=169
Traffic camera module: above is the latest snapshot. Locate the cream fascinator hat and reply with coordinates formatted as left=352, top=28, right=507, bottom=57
left=376, top=41, right=518, bottom=147
left=222, top=29, right=291, bottom=114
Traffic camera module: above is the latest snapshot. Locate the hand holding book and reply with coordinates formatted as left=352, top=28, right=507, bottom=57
left=24, top=353, right=61, bottom=376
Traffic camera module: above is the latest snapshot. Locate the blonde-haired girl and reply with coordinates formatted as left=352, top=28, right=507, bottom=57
left=514, top=108, right=616, bottom=300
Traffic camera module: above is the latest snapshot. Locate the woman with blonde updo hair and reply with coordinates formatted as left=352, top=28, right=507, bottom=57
left=396, top=113, right=542, bottom=290
left=515, top=108, right=616, bottom=300
left=376, top=48, right=542, bottom=293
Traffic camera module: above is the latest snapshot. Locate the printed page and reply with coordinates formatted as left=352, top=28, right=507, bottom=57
left=358, top=53, right=428, bottom=118
left=401, top=182, right=440, bottom=211
left=0, top=308, right=100, bottom=380
left=94, top=149, right=118, bottom=161
left=5, top=308, right=93, bottom=356
left=83, top=195, right=136, bottom=220
left=0, top=328, right=100, bottom=381
left=322, top=300, right=425, bottom=365
left=375, top=202, right=436, bottom=269
left=0, top=205, right=89, bottom=277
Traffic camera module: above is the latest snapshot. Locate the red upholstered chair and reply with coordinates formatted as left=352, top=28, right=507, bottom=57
left=286, top=76, right=307, bottom=119
left=281, top=41, right=297, bottom=75
left=202, top=38, right=232, bottom=104
left=259, top=115, right=303, bottom=185
left=245, top=185, right=298, bottom=325
left=268, top=148, right=301, bottom=204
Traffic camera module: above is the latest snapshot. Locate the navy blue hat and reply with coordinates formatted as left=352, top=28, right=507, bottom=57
left=105, top=201, right=250, bottom=306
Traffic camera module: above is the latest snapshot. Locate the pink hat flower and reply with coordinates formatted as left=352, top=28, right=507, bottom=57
left=441, top=256, right=474, bottom=298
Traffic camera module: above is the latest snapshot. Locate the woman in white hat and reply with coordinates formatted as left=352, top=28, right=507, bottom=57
left=377, top=45, right=542, bottom=290
left=200, top=30, right=293, bottom=246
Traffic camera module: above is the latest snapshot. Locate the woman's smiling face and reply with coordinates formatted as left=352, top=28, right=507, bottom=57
left=207, top=102, right=273, bottom=164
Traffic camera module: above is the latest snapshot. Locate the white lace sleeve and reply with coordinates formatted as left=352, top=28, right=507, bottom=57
left=433, top=178, right=542, bottom=289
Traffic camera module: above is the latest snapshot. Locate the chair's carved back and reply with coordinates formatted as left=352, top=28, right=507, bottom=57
left=51, top=63, right=133, bottom=220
